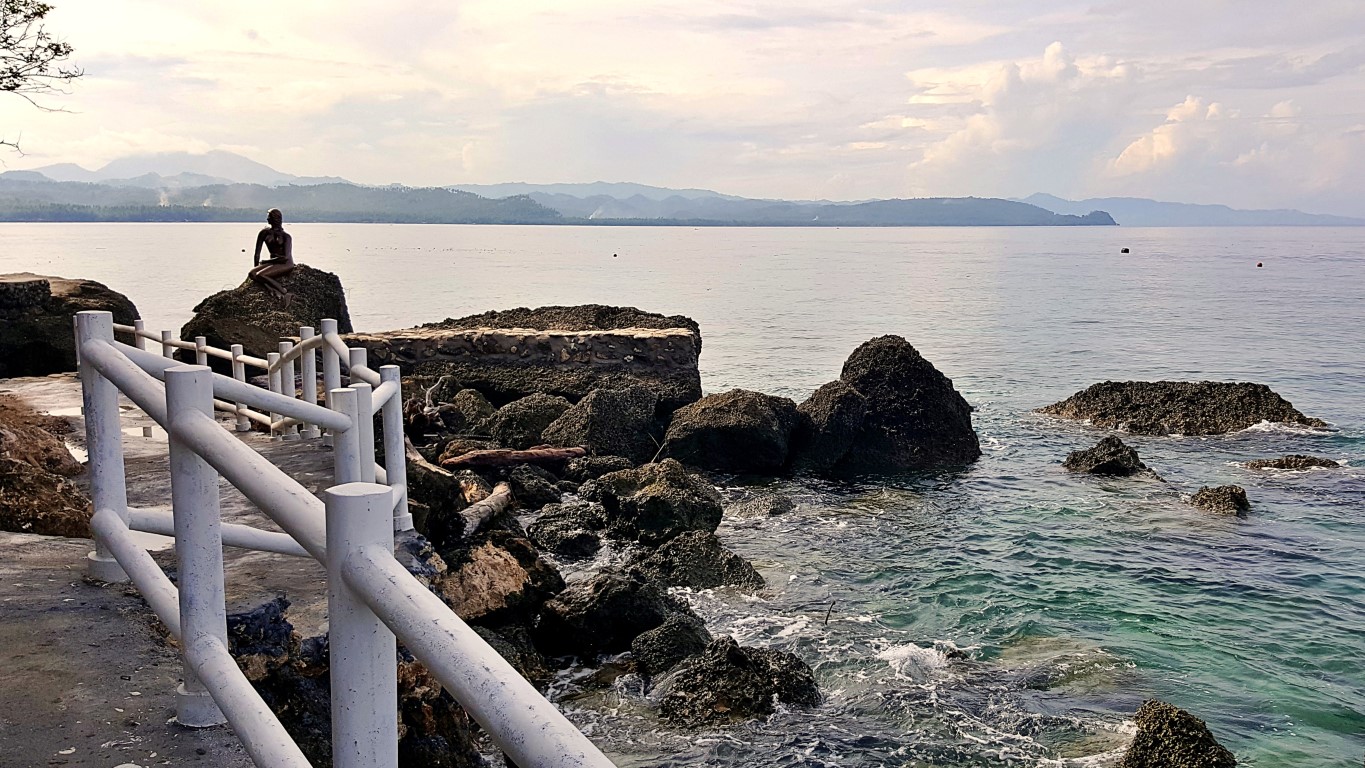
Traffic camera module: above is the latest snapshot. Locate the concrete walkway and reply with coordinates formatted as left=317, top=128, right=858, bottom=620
left=0, top=374, right=337, bottom=767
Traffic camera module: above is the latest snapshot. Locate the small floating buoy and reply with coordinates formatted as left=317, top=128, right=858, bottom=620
left=612, top=253, right=618, bottom=258
left=1256, top=262, right=1263, bottom=268
left=1120, top=247, right=1130, bottom=253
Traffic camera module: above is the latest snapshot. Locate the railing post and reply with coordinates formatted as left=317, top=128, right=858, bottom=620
left=325, top=483, right=398, bottom=768
left=230, top=344, right=250, bottom=432
left=164, top=365, right=228, bottom=728
left=332, top=387, right=362, bottom=484
left=279, top=341, right=299, bottom=441
left=299, top=326, right=320, bottom=439
left=133, top=319, right=147, bottom=351
left=194, top=336, right=208, bottom=367
left=379, top=365, right=412, bottom=531
left=161, top=330, right=175, bottom=359
left=76, top=311, right=130, bottom=583
left=321, top=319, right=341, bottom=446
left=267, top=352, right=282, bottom=441
left=347, top=347, right=368, bottom=386
left=351, top=380, right=377, bottom=484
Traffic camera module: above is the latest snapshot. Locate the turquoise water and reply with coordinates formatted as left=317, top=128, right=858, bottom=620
left=3, top=223, right=1362, bottom=765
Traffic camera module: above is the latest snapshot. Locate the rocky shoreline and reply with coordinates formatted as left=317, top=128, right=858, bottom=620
left=2, top=268, right=1347, bottom=766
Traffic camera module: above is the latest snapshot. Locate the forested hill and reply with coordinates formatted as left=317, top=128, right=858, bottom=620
left=0, top=176, right=1114, bottom=226
left=0, top=179, right=562, bottom=223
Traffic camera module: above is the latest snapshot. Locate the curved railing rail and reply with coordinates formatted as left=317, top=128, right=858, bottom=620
left=77, top=311, right=614, bottom=768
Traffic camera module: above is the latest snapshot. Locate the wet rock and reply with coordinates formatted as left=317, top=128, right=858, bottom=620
left=482, top=393, right=572, bottom=450
left=526, top=501, right=608, bottom=560
left=435, top=530, right=566, bottom=626
left=542, top=385, right=660, bottom=464
left=630, top=531, right=764, bottom=591
left=1244, top=454, right=1340, bottom=470
left=356, top=304, right=703, bottom=413
left=0, top=273, right=140, bottom=377
left=535, top=569, right=695, bottom=657
left=1189, top=485, right=1251, bottom=516
left=578, top=459, right=723, bottom=545
left=406, top=458, right=490, bottom=548
left=1117, top=699, right=1236, bottom=768
left=726, top=493, right=797, bottom=518
left=1039, top=380, right=1324, bottom=435
left=180, top=264, right=352, bottom=373
left=1063, top=436, right=1162, bottom=479
left=631, top=613, right=712, bottom=677
left=787, top=380, right=868, bottom=473
left=657, top=637, right=820, bottom=727
left=472, top=625, right=552, bottom=691
left=0, top=395, right=91, bottom=537
left=507, top=464, right=562, bottom=511
left=661, top=389, right=799, bottom=474
left=563, top=455, right=635, bottom=483
left=836, top=335, right=981, bottom=473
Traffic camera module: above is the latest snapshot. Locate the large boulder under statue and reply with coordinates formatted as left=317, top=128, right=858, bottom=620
left=790, top=335, right=980, bottom=474
left=0, top=273, right=139, bottom=377
left=179, top=264, right=352, bottom=371
left=1038, top=381, right=1324, bottom=435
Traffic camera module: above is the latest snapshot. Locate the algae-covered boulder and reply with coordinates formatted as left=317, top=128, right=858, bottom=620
left=1039, top=381, right=1324, bottom=435
left=836, top=336, right=981, bottom=473
left=661, top=389, right=799, bottom=474
left=180, top=264, right=352, bottom=371
left=657, top=637, right=820, bottom=727
left=1244, top=454, right=1339, bottom=471
left=534, top=569, right=695, bottom=657
left=787, top=380, right=868, bottom=474
left=1063, top=436, right=1162, bottom=479
left=542, top=385, right=660, bottom=465
left=0, top=273, right=139, bottom=377
left=630, top=613, right=712, bottom=677
left=578, top=459, right=723, bottom=545
left=1189, top=485, right=1251, bottom=516
left=629, top=530, right=764, bottom=591
left=482, top=393, right=572, bottom=450
left=1117, top=699, right=1236, bottom=768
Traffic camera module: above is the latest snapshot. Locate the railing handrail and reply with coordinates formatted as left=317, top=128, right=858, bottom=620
left=79, top=310, right=612, bottom=768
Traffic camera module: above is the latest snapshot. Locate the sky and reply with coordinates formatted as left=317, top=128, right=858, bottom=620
left=3, top=0, right=1365, bottom=215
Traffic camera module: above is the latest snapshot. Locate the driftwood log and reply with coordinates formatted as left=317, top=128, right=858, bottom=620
left=459, top=482, right=513, bottom=535
left=439, top=445, right=587, bottom=470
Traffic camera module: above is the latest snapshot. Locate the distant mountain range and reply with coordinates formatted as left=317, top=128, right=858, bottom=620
left=3, top=149, right=1358, bottom=226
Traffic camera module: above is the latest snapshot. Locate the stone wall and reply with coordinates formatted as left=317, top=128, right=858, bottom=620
left=349, top=326, right=702, bottom=412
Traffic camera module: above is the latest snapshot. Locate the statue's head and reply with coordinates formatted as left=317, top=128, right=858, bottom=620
left=267, top=208, right=283, bottom=227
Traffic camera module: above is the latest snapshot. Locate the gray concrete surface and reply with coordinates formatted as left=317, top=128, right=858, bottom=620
left=0, top=373, right=340, bottom=767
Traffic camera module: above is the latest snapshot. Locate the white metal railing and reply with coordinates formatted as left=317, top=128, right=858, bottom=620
left=112, top=316, right=410, bottom=530
left=76, top=310, right=614, bottom=768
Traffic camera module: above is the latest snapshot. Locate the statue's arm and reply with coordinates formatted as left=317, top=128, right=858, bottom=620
left=253, top=230, right=265, bottom=266
left=285, top=232, right=293, bottom=262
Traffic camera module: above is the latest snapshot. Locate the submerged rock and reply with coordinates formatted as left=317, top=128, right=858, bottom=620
left=725, top=493, right=798, bottom=518
left=835, top=335, right=981, bottom=473
left=661, top=389, right=799, bottom=474
left=535, top=569, right=695, bottom=658
left=180, top=264, right=352, bottom=372
left=1189, top=485, right=1251, bottom=516
left=482, top=393, right=572, bottom=450
left=1039, top=381, right=1324, bottom=435
left=542, top=385, right=660, bottom=465
left=578, top=459, right=723, bottom=545
left=657, top=637, right=820, bottom=727
left=787, top=380, right=868, bottom=474
left=1117, top=699, right=1236, bottom=768
left=629, top=531, right=764, bottom=591
left=0, top=273, right=139, bottom=377
left=1244, top=454, right=1340, bottom=471
left=1063, top=436, right=1162, bottom=479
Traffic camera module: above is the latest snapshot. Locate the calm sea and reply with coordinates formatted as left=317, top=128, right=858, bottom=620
left=3, top=223, right=1362, bottom=767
